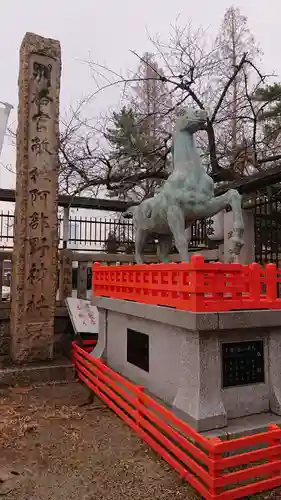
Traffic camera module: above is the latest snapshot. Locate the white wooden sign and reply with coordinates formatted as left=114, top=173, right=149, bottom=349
left=65, top=298, right=99, bottom=335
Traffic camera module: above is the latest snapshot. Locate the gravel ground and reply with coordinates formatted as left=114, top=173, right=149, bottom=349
left=1, top=380, right=281, bottom=500
left=0, top=380, right=200, bottom=500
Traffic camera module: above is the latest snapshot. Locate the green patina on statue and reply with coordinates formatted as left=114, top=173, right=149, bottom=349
left=123, top=107, right=244, bottom=264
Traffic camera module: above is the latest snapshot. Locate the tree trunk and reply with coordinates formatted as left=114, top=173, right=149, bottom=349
left=206, top=119, right=219, bottom=175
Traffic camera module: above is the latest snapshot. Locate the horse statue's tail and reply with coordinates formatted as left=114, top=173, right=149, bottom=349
left=122, top=206, right=137, bottom=219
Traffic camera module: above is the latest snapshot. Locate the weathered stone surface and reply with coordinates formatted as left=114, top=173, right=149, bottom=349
left=172, top=332, right=227, bottom=431
left=223, top=209, right=255, bottom=264
left=218, top=310, right=281, bottom=330
left=0, top=306, right=74, bottom=360
left=0, top=358, right=74, bottom=387
left=269, top=330, right=281, bottom=415
left=10, top=32, right=61, bottom=363
left=58, top=249, right=73, bottom=301
left=0, top=319, right=10, bottom=337
left=92, top=296, right=219, bottom=331
left=0, top=320, right=10, bottom=355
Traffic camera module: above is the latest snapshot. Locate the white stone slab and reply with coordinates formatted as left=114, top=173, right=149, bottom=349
left=65, top=298, right=99, bottom=335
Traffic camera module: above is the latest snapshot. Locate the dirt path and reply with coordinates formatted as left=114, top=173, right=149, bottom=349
left=0, top=381, right=199, bottom=500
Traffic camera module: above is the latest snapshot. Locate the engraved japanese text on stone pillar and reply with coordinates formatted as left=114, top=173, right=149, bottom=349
left=11, top=33, right=61, bottom=363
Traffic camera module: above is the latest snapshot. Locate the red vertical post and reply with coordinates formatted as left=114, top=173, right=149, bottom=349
left=92, top=262, right=99, bottom=296
left=189, top=255, right=206, bottom=312
left=135, top=385, right=145, bottom=429
left=248, top=263, right=262, bottom=307
left=177, top=263, right=187, bottom=308
left=208, top=437, right=222, bottom=499
left=266, top=264, right=277, bottom=304
left=268, top=424, right=281, bottom=477
left=71, top=342, right=79, bottom=380
left=71, top=341, right=75, bottom=367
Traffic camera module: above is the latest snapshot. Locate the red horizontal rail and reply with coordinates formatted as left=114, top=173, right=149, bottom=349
left=73, top=342, right=281, bottom=500
left=74, top=343, right=140, bottom=393
left=73, top=343, right=211, bottom=451
left=75, top=351, right=211, bottom=481
left=75, top=351, right=139, bottom=408
left=82, top=339, right=97, bottom=346
left=75, top=356, right=210, bottom=499
left=215, top=443, right=281, bottom=469
left=216, top=476, right=281, bottom=500
left=215, top=459, right=281, bottom=488
left=76, top=357, right=211, bottom=488
left=213, top=428, right=281, bottom=453
left=139, top=391, right=212, bottom=451
left=92, top=255, right=281, bottom=312
left=77, top=339, right=97, bottom=353
left=138, top=400, right=211, bottom=467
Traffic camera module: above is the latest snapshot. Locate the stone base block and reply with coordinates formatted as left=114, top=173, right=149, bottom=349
left=173, top=394, right=227, bottom=432
left=0, top=357, right=74, bottom=387
left=204, top=412, right=281, bottom=440
left=92, top=297, right=281, bottom=432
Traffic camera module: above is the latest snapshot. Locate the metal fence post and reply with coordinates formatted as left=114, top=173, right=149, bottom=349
left=62, top=206, right=70, bottom=249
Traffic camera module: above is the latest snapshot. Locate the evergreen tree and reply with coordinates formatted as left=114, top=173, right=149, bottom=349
left=253, top=83, right=281, bottom=149
left=105, top=99, right=171, bottom=200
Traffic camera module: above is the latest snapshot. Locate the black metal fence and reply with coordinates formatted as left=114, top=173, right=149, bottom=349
left=0, top=211, right=209, bottom=251
left=0, top=211, right=14, bottom=248
left=254, top=189, right=281, bottom=267
left=66, top=216, right=134, bottom=250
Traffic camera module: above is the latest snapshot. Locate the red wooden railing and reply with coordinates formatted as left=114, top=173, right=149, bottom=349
left=80, top=339, right=97, bottom=353
left=92, top=255, right=281, bottom=312
left=72, top=342, right=281, bottom=500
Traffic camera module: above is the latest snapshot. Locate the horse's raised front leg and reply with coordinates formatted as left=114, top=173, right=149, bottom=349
left=167, top=205, right=189, bottom=262
left=157, top=234, right=173, bottom=263
left=135, top=228, right=148, bottom=264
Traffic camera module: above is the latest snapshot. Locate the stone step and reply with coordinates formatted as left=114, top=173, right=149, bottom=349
left=0, top=357, right=74, bottom=387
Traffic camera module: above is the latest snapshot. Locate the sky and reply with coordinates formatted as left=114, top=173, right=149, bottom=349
left=1, top=0, right=281, bottom=193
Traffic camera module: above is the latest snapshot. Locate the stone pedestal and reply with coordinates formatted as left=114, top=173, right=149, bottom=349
left=269, top=331, right=281, bottom=414
left=92, top=296, right=281, bottom=432
left=10, top=33, right=61, bottom=363
left=173, top=333, right=226, bottom=430
left=223, top=209, right=255, bottom=264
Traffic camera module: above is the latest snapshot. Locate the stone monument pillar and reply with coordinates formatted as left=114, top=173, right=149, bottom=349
left=223, top=209, right=255, bottom=264
left=10, top=32, right=61, bottom=363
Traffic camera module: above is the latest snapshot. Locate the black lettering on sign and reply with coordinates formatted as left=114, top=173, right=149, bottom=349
left=28, top=236, right=49, bottom=258
left=35, top=115, right=49, bottom=133
left=31, top=62, right=53, bottom=120
left=27, top=262, right=48, bottom=285
left=26, top=293, right=48, bottom=313
left=32, top=62, right=52, bottom=91
left=28, top=211, right=50, bottom=232
left=222, top=340, right=265, bottom=388
left=30, top=167, right=38, bottom=183
left=31, top=136, right=52, bottom=156
left=29, top=189, right=50, bottom=207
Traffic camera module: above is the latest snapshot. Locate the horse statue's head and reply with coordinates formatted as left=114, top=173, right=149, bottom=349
left=175, top=106, right=208, bottom=134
